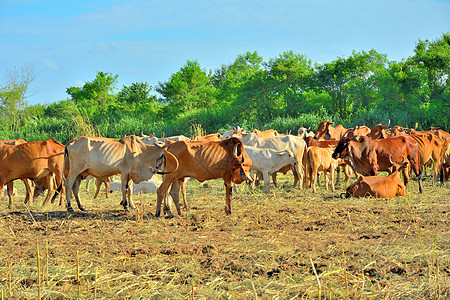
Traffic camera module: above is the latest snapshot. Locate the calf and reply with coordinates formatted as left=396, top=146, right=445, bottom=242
left=345, top=156, right=408, bottom=198
left=304, top=146, right=339, bottom=193
left=244, top=146, right=296, bottom=193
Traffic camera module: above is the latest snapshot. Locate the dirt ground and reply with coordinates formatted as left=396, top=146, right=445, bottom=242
left=0, top=174, right=449, bottom=299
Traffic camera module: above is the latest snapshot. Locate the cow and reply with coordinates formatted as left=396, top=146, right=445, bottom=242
left=139, top=135, right=191, bottom=146
left=332, top=135, right=423, bottom=193
left=244, top=146, right=296, bottom=193
left=297, top=127, right=315, bottom=139
left=227, top=132, right=306, bottom=189
left=345, top=155, right=408, bottom=198
left=86, top=175, right=114, bottom=200
left=221, top=126, right=248, bottom=140
left=315, top=121, right=349, bottom=140
left=303, top=136, right=352, bottom=186
left=251, top=128, right=280, bottom=138
left=110, top=178, right=162, bottom=194
left=344, top=125, right=371, bottom=138
left=155, top=138, right=252, bottom=217
left=0, top=139, right=32, bottom=207
left=0, top=138, right=65, bottom=209
left=440, top=140, right=450, bottom=183
left=366, top=120, right=392, bottom=139
left=193, top=133, right=222, bottom=142
left=406, top=128, right=450, bottom=142
left=408, top=133, right=445, bottom=184
left=55, top=135, right=179, bottom=212
left=304, top=146, right=340, bottom=193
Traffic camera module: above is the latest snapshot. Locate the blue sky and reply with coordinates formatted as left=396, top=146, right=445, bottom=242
left=1, top=0, right=449, bottom=105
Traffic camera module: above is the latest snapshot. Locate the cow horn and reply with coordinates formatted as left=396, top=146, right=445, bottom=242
left=388, top=154, right=394, bottom=165
left=389, top=154, right=405, bottom=165
left=382, top=119, right=390, bottom=129
left=350, top=134, right=360, bottom=140
left=343, top=130, right=350, bottom=137
left=307, top=127, right=311, bottom=131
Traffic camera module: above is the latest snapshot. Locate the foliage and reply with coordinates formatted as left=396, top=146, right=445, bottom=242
left=1, top=33, right=449, bottom=141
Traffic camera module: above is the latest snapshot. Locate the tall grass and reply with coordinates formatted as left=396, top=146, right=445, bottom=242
left=0, top=105, right=448, bottom=143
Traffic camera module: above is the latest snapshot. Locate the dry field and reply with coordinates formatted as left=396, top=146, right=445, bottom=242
left=0, top=173, right=449, bottom=299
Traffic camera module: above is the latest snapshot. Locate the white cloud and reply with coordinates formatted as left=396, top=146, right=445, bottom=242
left=42, top=58, right=59, bottom=70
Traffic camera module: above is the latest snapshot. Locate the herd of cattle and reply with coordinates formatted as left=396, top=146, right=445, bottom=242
left=1, top=120, right=449, bottom=216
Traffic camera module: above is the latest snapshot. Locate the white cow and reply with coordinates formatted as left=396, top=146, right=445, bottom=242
left=110, top=179, right=162, bottom=194
left=228, top=132, right=306, bottom=189
left=55, top=135, right=179, bottom=212
left=245, top=146, right=296, bottom=193
left=298, top=127, right=315, bottom=139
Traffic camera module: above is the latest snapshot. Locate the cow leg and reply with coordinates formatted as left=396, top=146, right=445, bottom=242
left=6, top=181, right=14, bottom=209
left=105, top=178, right=111, bottom=199
left=180, top=179, right=189, bottom=210
left=0, top=182, right=5, bottom=208
left=128, top=181, right=135, bottom=209
left=324, top=171, right=329, bottom=191
left=23, top=179, right=36, bottom=205
left=93, top=179, right=102, bottom=199
left=156, top=180, right=173, bottom=217
left=271, top=173, right=278, bottom=188
left=311, top=167, right=318, bottom=193
left=64, top=171, right=80, bottom=212
left=169, top=180, right=182, bottom=216
left=295, top=164, right=303, bottom=190
left=263, top=171, right=271, bottom=193
left=72, top=176, right=85, bottom=211
left=119, top=175, right=130, bottom=211
left=42, top=174, right=55, bottom=206
left=330, top=168, right=336, bottom=192
left=225, top=183, right=232, bottom=215
left=22, top=179, right=34, bottom=205
left=335, top=166, right=341, bottom=185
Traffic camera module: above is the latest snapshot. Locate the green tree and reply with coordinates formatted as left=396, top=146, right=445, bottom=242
left=314, top=50, right=388, bottom=116
left=265, top=50, right=314, bottom=116
left=156, top=60, right=216, bottom=114
left=117, top=82, right=155, bottom=104
left=213, top=51, right=263, bottom=105
left=0, top=64, right=36, bottom=132
left=66, top=71, right=119, bottom=118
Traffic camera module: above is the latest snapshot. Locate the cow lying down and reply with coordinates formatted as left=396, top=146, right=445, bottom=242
left=110, top=179, right=163, bottom=194
left=345, top=155, right=408, bottom=198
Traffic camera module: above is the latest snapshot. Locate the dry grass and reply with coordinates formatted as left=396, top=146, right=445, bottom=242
left=0, top=173, right=449, bottom=299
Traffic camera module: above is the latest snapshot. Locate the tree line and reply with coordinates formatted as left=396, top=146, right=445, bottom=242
left=1, top=33, right=449, bottom=143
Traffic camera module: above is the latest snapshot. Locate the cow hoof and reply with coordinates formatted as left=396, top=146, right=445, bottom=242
left=124, top=206, right=131, bottom=212
left=67, top=207, right=74, bottom=213
left=79, top=206, right=86, bottom=211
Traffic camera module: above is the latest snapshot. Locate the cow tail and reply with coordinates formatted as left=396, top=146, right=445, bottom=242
left=51, top=145, right=69, bottom=202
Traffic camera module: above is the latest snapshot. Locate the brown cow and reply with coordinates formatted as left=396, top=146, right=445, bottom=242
left=409, top=133, right=445, bottom=184
left=332, top=135, right=423, bottom=193
left=345, top=156, right=408, bottom=198
left=156, top=137, right=252, bottom=217
left=315, top=121, right=349, bottom=140
left=344, top=126, right=371, bottom=138
left=440, top=140, right=450, bottom=183
left=304, top=146, right=339, bottom=193
left=251, top=129, right=280, bottom=138
left=0, top=139, right=34, bottom=208
left=193, top=133, right=222, bottom=142
left=0, top=138, right=65, bottom=208
left=366, top=120, right=392, bottom=139
left=303, top=136, right=352, bottom=186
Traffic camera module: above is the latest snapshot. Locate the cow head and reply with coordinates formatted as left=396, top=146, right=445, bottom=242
left=367, top=119, right=390, bottom=139
left=387, top=155, right=408, bottom=174
left=332, top=135, right=359, bottom=159
left=315, top=121, right=333, bottom=140
left=227, top=139, right=252, bottom=184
